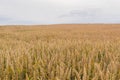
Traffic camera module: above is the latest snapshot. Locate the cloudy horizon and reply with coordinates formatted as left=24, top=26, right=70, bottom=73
left=0, top=0, right=120, bottom=25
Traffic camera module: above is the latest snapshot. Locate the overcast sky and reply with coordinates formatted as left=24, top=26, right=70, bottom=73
left=0, top=0, right=120, bottom=25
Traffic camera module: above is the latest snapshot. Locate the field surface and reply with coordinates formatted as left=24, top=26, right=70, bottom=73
left=0, top=24, right=120, bottom=80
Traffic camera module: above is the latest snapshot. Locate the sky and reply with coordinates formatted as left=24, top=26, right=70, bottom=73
left=0, top=0, right=120, bottom=25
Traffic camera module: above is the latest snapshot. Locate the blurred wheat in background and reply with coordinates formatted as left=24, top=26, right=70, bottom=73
left=0, top=24, right=120, bottom=80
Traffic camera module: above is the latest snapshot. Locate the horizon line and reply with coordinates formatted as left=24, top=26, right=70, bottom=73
left=1, top=23, right=120, bottom=26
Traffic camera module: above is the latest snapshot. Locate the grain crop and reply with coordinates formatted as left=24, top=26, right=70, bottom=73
left=0, top=24, right=120, bottom=80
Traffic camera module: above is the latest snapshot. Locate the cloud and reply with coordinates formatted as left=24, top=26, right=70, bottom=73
left=0, top=0, right=120, bottom=24
left=59, top=8, right=103, bottom=18
left=57, top=7, right=120, bottom=23
left=0, top=16, right=11, bottom=22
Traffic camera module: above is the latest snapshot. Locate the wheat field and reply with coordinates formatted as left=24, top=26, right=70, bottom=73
left=0, top=24, right=120, bottom=80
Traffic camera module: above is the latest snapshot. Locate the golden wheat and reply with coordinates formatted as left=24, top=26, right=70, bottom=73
left=0, top=24, right=120, bottom=80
